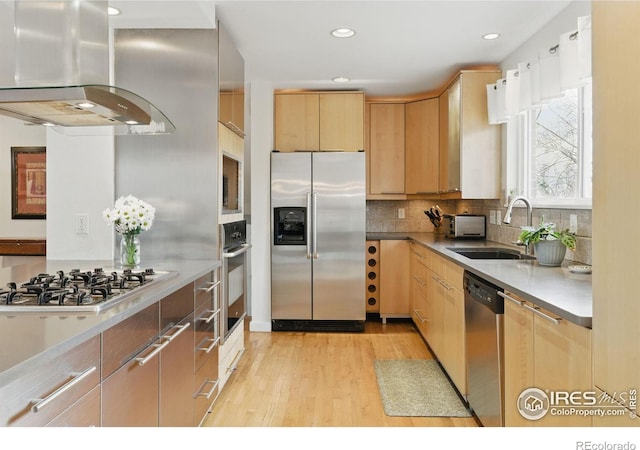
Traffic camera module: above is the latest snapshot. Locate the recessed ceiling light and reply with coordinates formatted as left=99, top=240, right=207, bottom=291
left=77, top=102, right=95, bottom=109
left=42, top=122, right=55, bottom=127
left=125, top=120, right=139, bottom=125
left=483, top=33, right=500, bottom=40
left=331, top=28, right=356, bottom=38
left=108, top=7, right=120, bottom=16
left=332, top=76, right=351, bottom=83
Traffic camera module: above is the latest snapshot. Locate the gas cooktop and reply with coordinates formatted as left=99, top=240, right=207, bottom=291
left=0, top=267, right=178, bottom=313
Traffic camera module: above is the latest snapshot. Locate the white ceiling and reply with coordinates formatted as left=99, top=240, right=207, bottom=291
left=110, top=0, right=573, bottom=97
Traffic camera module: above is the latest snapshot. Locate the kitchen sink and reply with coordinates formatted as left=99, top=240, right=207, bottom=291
left=447, top=247, right=535, bottom=260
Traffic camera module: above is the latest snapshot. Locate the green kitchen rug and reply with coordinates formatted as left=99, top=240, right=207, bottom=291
left=374, top=359, right=471, bottom=417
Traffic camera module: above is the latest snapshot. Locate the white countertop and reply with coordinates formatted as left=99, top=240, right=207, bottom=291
left=368, top=232, right=592, bottom=328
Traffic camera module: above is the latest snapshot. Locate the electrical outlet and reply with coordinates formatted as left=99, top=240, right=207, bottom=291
left=75, top=214, right=89, bottom=234
left=496, top=210, right=502, bottom=224
left=569, top=214, right=578, bottom=233
left=397, top=208, right=405, bottom=219
left=489, top=210, right=496, bottom=225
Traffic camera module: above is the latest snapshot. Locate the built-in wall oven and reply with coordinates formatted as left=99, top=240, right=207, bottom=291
left=220, top=220, right=251, bottom=341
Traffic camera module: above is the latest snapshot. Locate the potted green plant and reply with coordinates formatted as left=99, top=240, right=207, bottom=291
left=518, top=220, right=576, bottom=267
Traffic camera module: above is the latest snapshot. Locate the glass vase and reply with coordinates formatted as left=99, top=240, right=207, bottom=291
left=120, top=233, right=141, bottom=268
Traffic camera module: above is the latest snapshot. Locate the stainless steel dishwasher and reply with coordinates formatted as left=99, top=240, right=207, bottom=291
left=463, top=270, right=504, bottom=427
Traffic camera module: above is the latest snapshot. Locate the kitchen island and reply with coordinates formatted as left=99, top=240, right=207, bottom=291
left=0, top=258, right=221, bottom=426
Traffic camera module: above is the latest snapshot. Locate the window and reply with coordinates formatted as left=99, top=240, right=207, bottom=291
left=514, top=82, right=592, bottom=207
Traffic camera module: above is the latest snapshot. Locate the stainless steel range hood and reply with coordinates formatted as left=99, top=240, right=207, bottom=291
left=0, top=0, right=175, bottom=135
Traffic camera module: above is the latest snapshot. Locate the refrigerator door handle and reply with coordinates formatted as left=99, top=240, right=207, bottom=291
left=312, top=191, right=318, bottom=259
left=306, top=192, right=312, bottom=259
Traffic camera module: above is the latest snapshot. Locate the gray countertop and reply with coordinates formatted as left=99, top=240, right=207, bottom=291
left=367, top=232, right=592, bottom=328
left=0, top=258, right=221, bottom=386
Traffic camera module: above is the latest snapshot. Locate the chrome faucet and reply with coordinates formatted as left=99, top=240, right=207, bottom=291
left=503, top=195, right=533, bottom=254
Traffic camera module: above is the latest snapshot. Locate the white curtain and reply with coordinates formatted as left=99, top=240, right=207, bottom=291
left=486, top=14, right=591, bottom=122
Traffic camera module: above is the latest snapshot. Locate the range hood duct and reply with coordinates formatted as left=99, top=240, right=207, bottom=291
left=0, top=0, right=175, bottom=135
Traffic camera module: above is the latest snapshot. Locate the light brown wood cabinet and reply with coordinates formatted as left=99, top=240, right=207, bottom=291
left=379, top=239, right=410, bottom=322
left=592, top=2, right=640, bottom=428
left=503, top=291, right=592, bottom=427
left=368, top=103, right=405, bottom=195
left=405, top=98, right=439, bottom=194
left=274, top=92, right=364, bottom=152
left=408, top=242, right=466, bottom=396
left=365, top=241, right=380, bottom=314
left=438, top=70, right=501, bottom=198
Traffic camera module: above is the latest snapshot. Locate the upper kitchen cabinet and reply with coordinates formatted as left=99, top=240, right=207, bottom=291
left=439, top=70, right=501, bottom=199
left=405, top=98, right=439, bottom=195
left=274, top=91, right=364, bottom=152
left=219, top=22, right=245, bottom=137
left=368, top=102, right=405, bottom=196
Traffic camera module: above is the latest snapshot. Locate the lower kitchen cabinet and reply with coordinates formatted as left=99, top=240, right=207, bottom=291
left=379, top=239, right=410, bottom=322
left=102, top=282, right=196, bottom=427
left=159, top=283, right=196, bottom=427
left=503, top=291, right=592, bottom=427
left=102, top=303, right=160, bottom=427
left=193, top=271, right=221, bottom=426
left=0, top=334, right=101, bottom=427
left=219, top=317, right=245, bottom=391
left=408, top=242, right=466, bottom=396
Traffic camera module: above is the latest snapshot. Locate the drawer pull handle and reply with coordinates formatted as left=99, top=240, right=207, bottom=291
left=198, top=337, right=221, bottom=353
left=522, top=303, right=562, bottom=324
left=135, top=323, right=190, bottom=366
left=199, top=280, right=221, bottom=293
left=413, top=309, right=428, bottom=323
left=136, top=341, right=168, bottom=366
left=31, top=366, right=97, bottom=413
left=412, top=275, right=426, bottom=286
left=226, top=348, right=245, bottom=374
left=198, top=309, right=220, bottom=324
left=197, top=379, right=220, bottom=399
left=498, top=291, right=524, bottom=306
left=163, top=322, right=191, bottom=342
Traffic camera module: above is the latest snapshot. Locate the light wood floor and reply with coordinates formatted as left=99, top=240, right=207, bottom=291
left=203, top=319, right=479, bottom=427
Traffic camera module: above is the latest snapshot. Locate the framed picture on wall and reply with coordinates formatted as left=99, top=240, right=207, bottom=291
left=11, top=146, right=46, bottom=219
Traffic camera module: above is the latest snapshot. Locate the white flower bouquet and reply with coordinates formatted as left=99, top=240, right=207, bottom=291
left=103, top=195, right=156, bottom=266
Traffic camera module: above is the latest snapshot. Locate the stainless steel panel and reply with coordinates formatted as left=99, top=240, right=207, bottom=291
left=312, top=152, right=365, bottom=320
left=465, top=290, right=504, bottom=427
left=271, top=152, right=312, bottom=320
left=15, top=1, right=109, bottom=86
left=115, top=29, right=219, bottom=260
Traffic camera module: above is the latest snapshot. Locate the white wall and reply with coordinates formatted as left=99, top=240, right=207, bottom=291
left=45, top=130, right=114, bottom=260
left=247, top=80, right=273, bottom=332
left=0, top=117, right=46, bottom=238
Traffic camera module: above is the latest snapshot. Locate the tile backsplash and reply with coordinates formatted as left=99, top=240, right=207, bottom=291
left=367, top=199, right=592, bottom=265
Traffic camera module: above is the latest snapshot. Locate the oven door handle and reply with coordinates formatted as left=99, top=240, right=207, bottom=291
left=222, top=243, right=251, bottom=258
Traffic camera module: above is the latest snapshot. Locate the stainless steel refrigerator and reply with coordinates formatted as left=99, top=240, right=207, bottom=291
left=271, top=151, right=366, bottom=332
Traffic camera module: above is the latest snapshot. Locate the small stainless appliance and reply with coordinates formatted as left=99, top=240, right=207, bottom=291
left=220, top=220, right=251, bottom=341
left=464, top=270, right=504, bottom=427
left=444, top=214, right=486, bottom=239
left=271, top=151, right=366, bottom=332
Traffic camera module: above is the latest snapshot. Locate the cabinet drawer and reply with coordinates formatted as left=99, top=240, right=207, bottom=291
left=195, top=309, right=220, bottom=372
left=0, top=335, right=101, bottom=427
left=195, top=271, right=220, bottom=312
left=161, top=283, right=195, bottom=329
left=46, top=385, right=101, bottom=427
left=194, top=341, right=220, bottom=426
left=102, top=343, right=160, bottom=427
left=102, top=303, right=159, bottom=379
